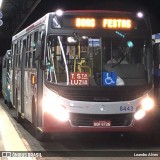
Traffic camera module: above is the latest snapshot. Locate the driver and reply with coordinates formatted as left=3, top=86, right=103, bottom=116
left=105, top=49, right=128, bottom=86
left=107, top=49, right=128, bottom=64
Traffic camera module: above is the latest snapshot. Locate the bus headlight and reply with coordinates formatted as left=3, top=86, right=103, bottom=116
left=53, top=105, right=69, bottom=121
left=134, top=109, right=146, bottom=120
left=134, top=96, right=154, bottom=120
left=43, top=94, right=69, bottom=121
left=141, top=97, right=154, bottom=111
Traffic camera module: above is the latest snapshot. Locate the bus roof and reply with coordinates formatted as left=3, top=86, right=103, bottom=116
left=12, top=13, right=50, bottom=41
left=12, top=10, right=146, bottom=41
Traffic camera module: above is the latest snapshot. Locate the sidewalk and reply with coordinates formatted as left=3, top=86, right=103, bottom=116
left=0, top=105, right=38, bottom=160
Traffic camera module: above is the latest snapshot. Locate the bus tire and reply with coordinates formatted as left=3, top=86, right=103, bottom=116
left=8, top=102, right=13, bottom=109
left=4, top=99, right=7, bottom=104
left=35, top=128, right=50, bottom=142
left=16, top=92, right=22, bottom=123
left=32, top=98, right=50, bottom=141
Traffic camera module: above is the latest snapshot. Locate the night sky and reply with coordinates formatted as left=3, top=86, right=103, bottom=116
left=0, top=0, right=160, bottom=56
left=19, top=0, right=160, bottom=34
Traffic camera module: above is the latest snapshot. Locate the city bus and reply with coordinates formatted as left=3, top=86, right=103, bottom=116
left=2, top=49, right=12, bottom=107
left=10, top=10, right=155, bottom=140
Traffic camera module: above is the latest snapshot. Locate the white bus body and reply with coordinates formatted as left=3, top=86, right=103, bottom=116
left=10, top=10, right=155, bottom=140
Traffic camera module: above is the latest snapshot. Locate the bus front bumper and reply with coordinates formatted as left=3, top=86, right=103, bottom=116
left=42, top=111, right=156, bottom=133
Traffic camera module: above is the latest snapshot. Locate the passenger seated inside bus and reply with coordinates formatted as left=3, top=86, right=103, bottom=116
left=107, top=49, right=128, bottom=64
left=103, top=45, right=149, bottom=86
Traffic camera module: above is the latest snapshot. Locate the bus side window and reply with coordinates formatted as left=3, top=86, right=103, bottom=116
left=32, top=31, right=38, bottom=68
left=15, top=44, right=19, bottom=68
left=28, top=35, right=33, bottom=68
left=18, top=40, right=21, bottom=68
left=29, top=52, right=32, bottom=68
left=25, top=52, right=28, bottom=68
left=34, top=31, right=45, bottom=70
left=26, top=35, right=30, bottom=68
left=2, top=58, right=6, bottom=68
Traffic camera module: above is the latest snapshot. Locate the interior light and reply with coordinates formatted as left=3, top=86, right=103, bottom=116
left=67, top=37, right=76, bottom=43
left=115, top=31, right=125, bottom=38
left=127, top=41, right=133, bottom=48
left=82, top=36, right=88, bottom=39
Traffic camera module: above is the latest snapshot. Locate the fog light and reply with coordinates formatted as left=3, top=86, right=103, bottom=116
left=134, top=109, right=145, bottom=120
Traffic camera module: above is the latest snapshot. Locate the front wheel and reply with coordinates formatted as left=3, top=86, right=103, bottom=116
left=7, top=102, right=13, bottom=109
left=4, top=99, right=7, bottom=104
left=32, top=98, right=51, bottom=141
left=15, top=93, right=23, bottom=123
left=34, top=127, right=51, bottom=141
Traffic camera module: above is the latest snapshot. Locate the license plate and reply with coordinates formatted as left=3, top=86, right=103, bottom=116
left=93, top=120, right=111, bottom=127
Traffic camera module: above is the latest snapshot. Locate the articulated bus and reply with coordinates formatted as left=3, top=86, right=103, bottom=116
left=10, top=10, right=156, bottom=140
left=2, top=50, right=12, bottom=106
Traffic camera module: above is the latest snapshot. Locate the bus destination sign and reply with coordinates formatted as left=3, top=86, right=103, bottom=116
left=75, top=18, right=132, bottom=29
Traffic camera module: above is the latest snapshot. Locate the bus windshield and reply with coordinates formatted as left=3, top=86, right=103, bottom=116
left=45, top=31, right=152, bottom=87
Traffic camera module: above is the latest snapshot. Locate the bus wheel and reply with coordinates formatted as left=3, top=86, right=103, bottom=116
left=32, top=98, right=51, bottom=141
left=35, top=128, right=51, bottom=142
left=7, top=102, right=13, bottom=109
left=4, top=99, right=7, bottom=104
left=16, top=93, right=22, bottom=123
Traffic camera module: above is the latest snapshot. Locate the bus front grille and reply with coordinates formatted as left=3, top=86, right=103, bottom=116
left=69, top=113, right=133, bottom=127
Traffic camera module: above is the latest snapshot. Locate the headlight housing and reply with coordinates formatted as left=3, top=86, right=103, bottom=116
left=134, top=96, right=154, bottom=120
left=42, top=94, right=69, bottom=122
left=141, top=97, right=154, bottom=111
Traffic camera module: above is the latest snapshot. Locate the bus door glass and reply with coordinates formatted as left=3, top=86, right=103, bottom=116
left=45, top=35, right=102, bottom=85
